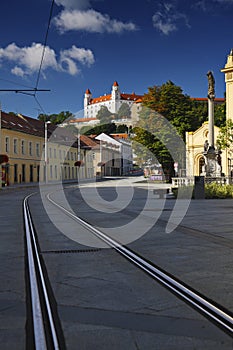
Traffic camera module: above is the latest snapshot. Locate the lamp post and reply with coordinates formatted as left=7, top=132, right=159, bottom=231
left=45, top=121, right=51, bottom=184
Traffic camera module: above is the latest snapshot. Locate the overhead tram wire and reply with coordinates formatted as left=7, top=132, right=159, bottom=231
left=34, top=0, right=55, bottom=95
left=0, top=1, right=55, bottom=114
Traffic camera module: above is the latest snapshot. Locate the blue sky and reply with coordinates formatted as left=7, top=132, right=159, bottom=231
left=0, top=0, right=232, bottom=119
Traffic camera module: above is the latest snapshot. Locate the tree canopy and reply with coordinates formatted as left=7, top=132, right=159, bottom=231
left=133, top=81, right=225, bottom=179
left=96, top=106, right=114, bottom=124
left=117, top=103, right=131, bottom=118
left=38, top=111, right=74, bottom=125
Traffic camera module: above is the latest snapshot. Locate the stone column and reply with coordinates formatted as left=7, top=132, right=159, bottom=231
left=202, top=71, right=222, bottom=177
left=208, top=97, right=215, bottom=149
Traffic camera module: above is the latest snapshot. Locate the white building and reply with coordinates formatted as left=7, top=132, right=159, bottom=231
left=84, top=81, right=143, bottom=121
left=95, top=133, right=133, bottom=176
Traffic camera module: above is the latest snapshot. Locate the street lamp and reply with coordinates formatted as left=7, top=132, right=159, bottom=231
left=45, top=121, right=51, bottom=184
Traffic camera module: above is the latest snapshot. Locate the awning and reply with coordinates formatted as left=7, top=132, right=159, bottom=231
left=0, top=155, right=9, bottom=164
left=74, top=160, right=84, bottom=167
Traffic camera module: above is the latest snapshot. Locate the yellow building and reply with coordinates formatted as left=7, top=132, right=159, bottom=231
left=0, top=112, right=94, bottom=186
left=186, top=49, right=233, bottom=178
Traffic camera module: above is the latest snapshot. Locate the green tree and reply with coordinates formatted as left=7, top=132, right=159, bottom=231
left=217, top=119, right=233, bottom=150
left=214, top=101, right=226, bottom=127
left=116, top=124, right=130, bottom=133
left=38, top=113, right=50, bottom=122
left=134, top=81, right=200, bottom=180
left=117, top=103, right=131, bottom=118
left=96, top=106, right=114, bottom=124
left=38, top=111, right=74, bottom=125
left=142, top=81, right=201, bottom=139
left=84, top=123, right=116, bottom=136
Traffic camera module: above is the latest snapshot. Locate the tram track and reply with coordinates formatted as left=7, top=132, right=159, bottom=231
left=45, top=190, right=233, bottom=338
left=23, top=194, right=65, bottom=349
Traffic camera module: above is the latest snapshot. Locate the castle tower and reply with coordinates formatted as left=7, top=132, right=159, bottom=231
left=84, top=89, right=92, bottom=108
left=84, top=89, right=92, bottom=117
left=221, top=49, right=233, bottom=120
left=111, top=81, right=120, bottom=113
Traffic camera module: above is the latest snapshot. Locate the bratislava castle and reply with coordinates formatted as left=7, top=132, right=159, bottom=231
left=84, top=81, right=143, bottom=119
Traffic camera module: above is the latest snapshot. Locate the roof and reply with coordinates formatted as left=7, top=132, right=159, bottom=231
left=80, top=134, right=99, bottom=148
left=1, top=111, right=50, bottom=137
left=121, top=93, right=143, bottom=102
left=191, top=97, right=225, bottom=103
left=113, top=81, right=119, bottom=86
left=88, top=92, right=143, bottom=105
left=69, top=117, right=98, bottom=123
left=89, top=94, right=112, bottom=104
left=0, top=111, right=80, bottom=148
left=95, top=133, right=120, bottom=146
left=110, top=133, right=128, bottom=139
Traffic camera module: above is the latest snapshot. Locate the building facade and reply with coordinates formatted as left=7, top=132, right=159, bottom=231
left=0, top=112, right=95, bottom=186
left=186, top=49, right=233, bottom=178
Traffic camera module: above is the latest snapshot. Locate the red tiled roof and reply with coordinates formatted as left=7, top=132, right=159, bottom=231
left=113, top=81, right=119, bottom=86
left=80, top=134, right=99, bottom=148
left=89, top=94, right=111, bottom=104
left=85, top=89, right=91, bottom=94
left=69, top=117, right=98, bottom=123
left=191, top=97, right=225, bottom=102
left=121, top=93, right=143, bottom=101
left=110, top=133, right=128, bottom=139
left=88, top=92, right=143, bottom=105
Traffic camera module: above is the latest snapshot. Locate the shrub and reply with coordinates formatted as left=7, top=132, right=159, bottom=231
left=205, top=183, right=233, bottom=199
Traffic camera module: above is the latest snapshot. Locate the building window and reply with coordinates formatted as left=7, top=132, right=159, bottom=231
left=50, top=165, right=53, bottom=179
left=30, top=165, right=33, bottom=182
left=36, top=143, right=40, bottom=157
left=49, top=148, right=52, bottom=158
left=59, top=150, right=62, bottom=160
left=21, top=140, right=25, bottom=155
left=5, top=137, right=9, bottom=153
left=54, top=149, right=57, bottom=159
left=29, top=142, right=33, bottom=156
left=14, top=164, right=18, bottom=182
left=13, top=139, right=18, bottom=154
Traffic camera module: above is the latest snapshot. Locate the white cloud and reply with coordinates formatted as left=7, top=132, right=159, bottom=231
left=0, top=42, right=95, bottom=77
left=60, top=45, right=95, bottom=75
left=0, top=42, right=58, bottom=75
left=54, top=9, right=137, bottom=33
left=11, top=66, right=25, bottom=77
left=152, top=13, right=177, bottom=35
left=152, top=3, right=189, bottom=35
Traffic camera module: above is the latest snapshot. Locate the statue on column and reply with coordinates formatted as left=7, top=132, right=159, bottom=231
left=207, top=71, right=215, bottom=100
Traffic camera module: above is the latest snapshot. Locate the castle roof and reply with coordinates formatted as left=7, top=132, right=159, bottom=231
left=88, top=92, right=143, bottom=105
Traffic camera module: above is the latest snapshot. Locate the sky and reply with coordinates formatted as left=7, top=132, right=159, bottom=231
left=0, top=0, right=233, bottom=119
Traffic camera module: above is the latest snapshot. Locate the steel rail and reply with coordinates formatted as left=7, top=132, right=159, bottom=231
left=47, top=192, right=233, bottom=336
left=23, top=194, right=60, bottom=349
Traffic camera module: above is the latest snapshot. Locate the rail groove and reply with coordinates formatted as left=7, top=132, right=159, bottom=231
left=47, top=192, right=233, bottom=337
left=24, top=194, right=60, bottom=349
